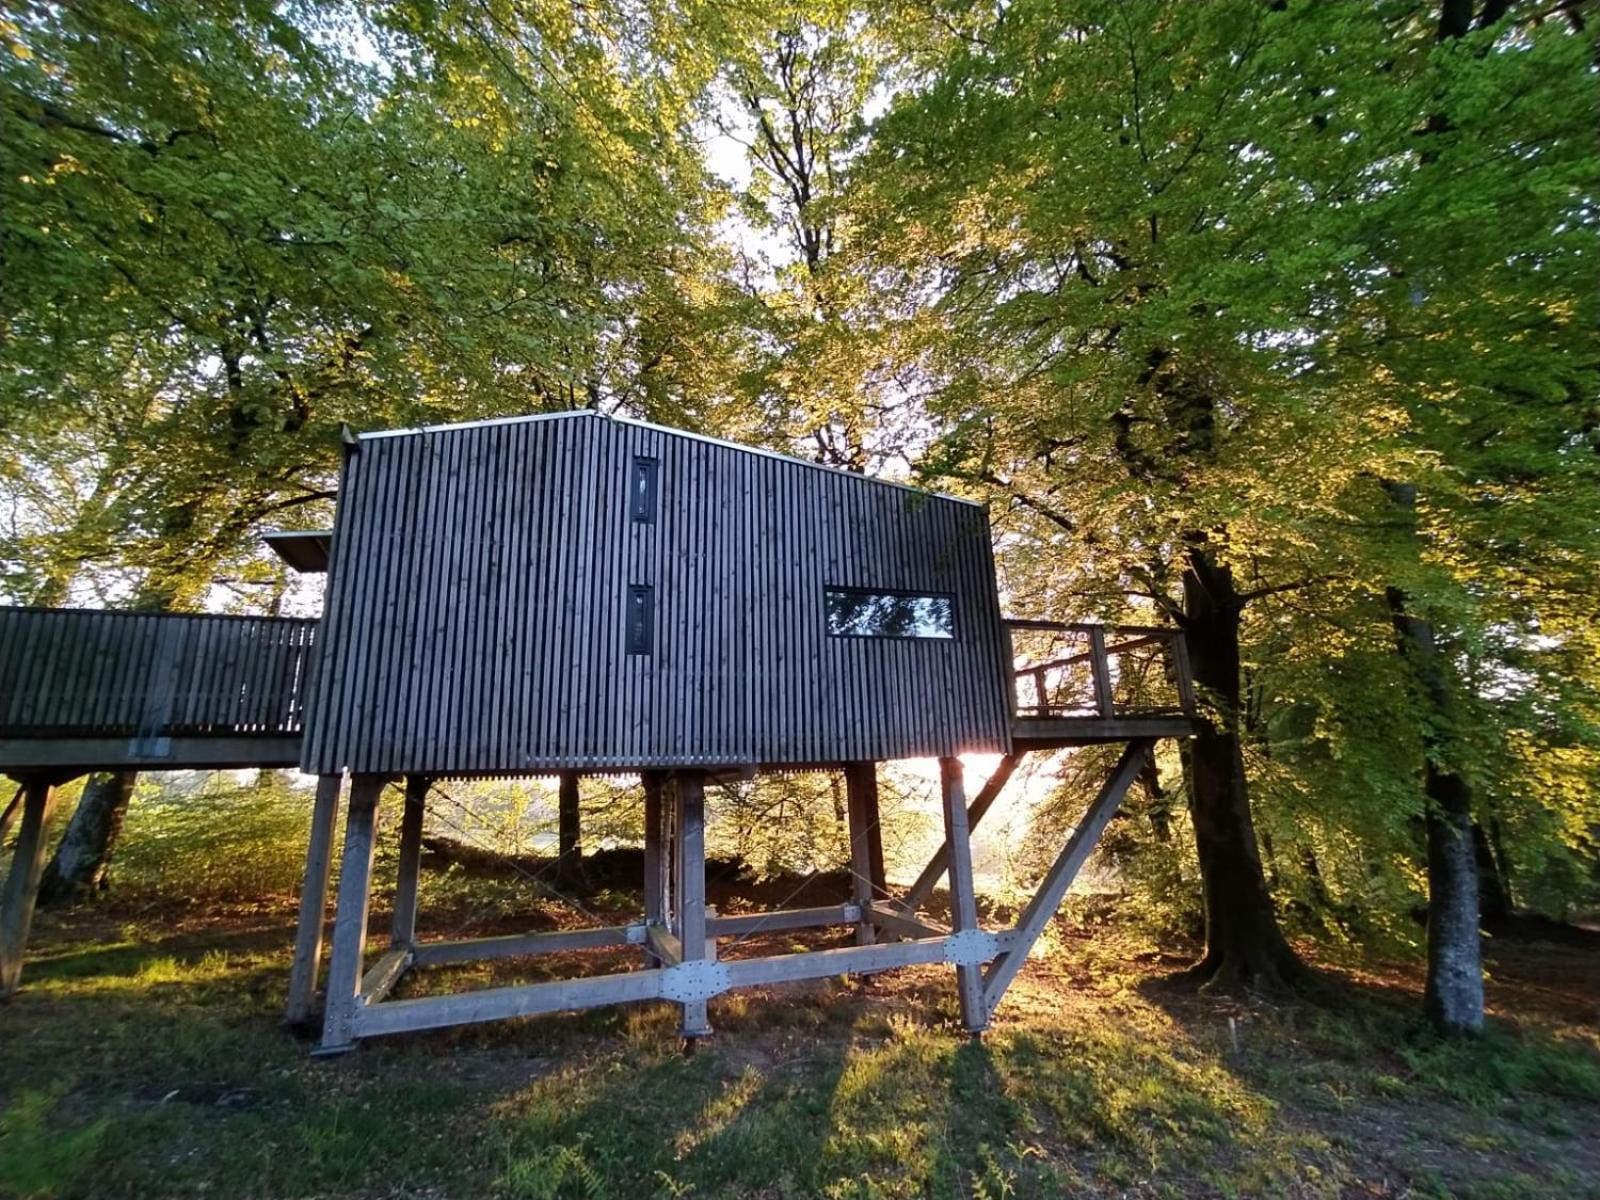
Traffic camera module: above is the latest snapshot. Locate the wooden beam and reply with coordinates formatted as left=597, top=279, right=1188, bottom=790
left=347, top=932, right=1023, bottom=1043
left=675, top=772, right=710, bottom=1038
left=360, top=947, right=413, bottom=1005
left=317, top=774, right=385, bottom=1054
left=1010, top=717, right=1197, bottom=749
left=844, top=764, right=877, bottom=945
left=706, top=904, right=860, bottom=938
left=354, top=967, right=668, bottom=1038
left=939, top=757, right=987, bottom=1034
left=0, top=778, right=58, bottom=995
left=391, top=776, right=428, bottom=948
left=1087, top=626, right=1115, bottom=718
left=285, top=773, right=343, bottom=1025
left=1172, top=634, right=1197, bottom=714
left=0, top=734, right=303, bottom=772
left=898, top=754, right=1020, bottom=916
left=646, top=924, right=683, bottom=967
left=865, top=902, right=948, bottom=941
left=411, top=924, right=638, bottom=967
left=982, top=740, right=1151, bottom=1017
left=717, top=934, right=997, bottom=990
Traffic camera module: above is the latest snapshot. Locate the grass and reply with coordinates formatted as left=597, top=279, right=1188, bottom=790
left=2, top=877, right=1597, bottom=1199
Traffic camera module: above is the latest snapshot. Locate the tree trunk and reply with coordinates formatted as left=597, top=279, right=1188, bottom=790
left=1384, top=481, right=1484, bottom=1036
left=37, top=772, right=134, bottom=906
left=557, top=772, right=582, bottom=881
left=1421, top=765, right=1485, bottom=1033
left=1472, top=821, right=1512, bottom=921
left=1179, top=546, right=1304, bottom=989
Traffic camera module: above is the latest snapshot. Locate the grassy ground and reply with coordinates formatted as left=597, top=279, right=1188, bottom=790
left=1, top=880, right=1597, bottom=1200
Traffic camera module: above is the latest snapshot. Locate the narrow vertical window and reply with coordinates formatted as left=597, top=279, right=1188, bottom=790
left=630, top=457, right=659, bottom=523
left=626, top=585, right=655, bottom=655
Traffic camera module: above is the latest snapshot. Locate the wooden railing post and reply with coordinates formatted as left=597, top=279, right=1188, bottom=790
left=1171, top=632, right=1197, bottom=715
left=1001, top=622, right=1018, bottom=716
left=1088, top=626, right=1115, bottom=718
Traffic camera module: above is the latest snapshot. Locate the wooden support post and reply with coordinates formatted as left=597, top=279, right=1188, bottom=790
left=981, top=740, right=1151, bottom=1016
left=1001, top=623, right=1018, bottom=715
left=285, top=773, right=343, bottom=1026
left=898, top=754, right=1020, bottom=916
left=939, top=757, right=987, bottom=1035
left=674, top=771, right=711, bottom=1040
left=391, top=775, right=428, bottom=948
left=844, top=763, right=878, bottom=945
left=0, top=777, right=60, bottom=996
left=1088, top=626, right=1115, bottom=718
left=558, top=771, right=581, bottom=879
left=642, top=771, right=665, bottom=963
left=317, top=774, right=385, bottom=1055
left=1171, top=633, right=1197, bottom=714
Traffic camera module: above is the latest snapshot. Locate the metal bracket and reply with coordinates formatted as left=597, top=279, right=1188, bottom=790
left=625, top=922, right=650, bottom=946
left=943, top=929, right=1003, bottom=966
left=660, top=960, right=730, bottom=1003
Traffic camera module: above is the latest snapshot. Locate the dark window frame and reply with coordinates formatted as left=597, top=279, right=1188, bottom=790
left=626, top=584, right=655, bottom=655
left=823, top=586, right=959, bottom=641
left=629, top=457, right=659, bottom=524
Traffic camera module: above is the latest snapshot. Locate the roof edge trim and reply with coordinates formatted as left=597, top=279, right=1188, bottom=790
left=355, top=409, right=983, bottom=509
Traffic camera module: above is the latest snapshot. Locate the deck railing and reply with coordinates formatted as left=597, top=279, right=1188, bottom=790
left=1003, top=619, right=1196, bottom=721
left=0, top=607, right=318, bottom=743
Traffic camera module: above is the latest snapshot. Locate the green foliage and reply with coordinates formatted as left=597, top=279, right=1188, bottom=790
left=4, top=0, right=1598, bottom=957
left=111, top=773, right=314, bottom=902
left=849, top=0, right=1600, bottom=940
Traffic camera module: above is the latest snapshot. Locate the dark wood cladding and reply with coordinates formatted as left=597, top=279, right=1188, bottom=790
left=303, top=413, right=1014, bottom=775
left=0, top=607, right=317, bottom=737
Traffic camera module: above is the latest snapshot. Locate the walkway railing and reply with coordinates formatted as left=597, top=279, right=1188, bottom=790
left=0, top=607, right=318, bottom=744
left=1003, top=619, right=1196, bottom=721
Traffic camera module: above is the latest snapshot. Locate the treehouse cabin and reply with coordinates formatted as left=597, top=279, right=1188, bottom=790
left=0, top=410, right=1198, bottom=1050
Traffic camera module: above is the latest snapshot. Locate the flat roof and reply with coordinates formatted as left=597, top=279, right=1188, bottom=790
left=263, top=530, right=332, bottom=574
left=354, top=409, right=982, bottom=509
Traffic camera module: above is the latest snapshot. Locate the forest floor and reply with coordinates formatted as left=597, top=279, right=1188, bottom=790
left=1, top=871, right=1597, bottom=1200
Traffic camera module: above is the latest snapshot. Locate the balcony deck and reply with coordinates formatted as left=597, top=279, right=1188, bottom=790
left=1001, top=618, right=1200, bottom=750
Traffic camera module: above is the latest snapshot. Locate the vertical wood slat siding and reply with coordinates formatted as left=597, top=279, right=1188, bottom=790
left=302, top=413, right=1013, bottom=775
left=0, top=608, right=316, bottom=737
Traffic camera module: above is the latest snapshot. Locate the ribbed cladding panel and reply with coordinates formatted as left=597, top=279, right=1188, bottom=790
left=302, top=412, right=1014, bottom=775
left=0, top=607, right=316, bottom=737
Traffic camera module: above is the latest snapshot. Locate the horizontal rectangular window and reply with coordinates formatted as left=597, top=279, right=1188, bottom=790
left=824, top=588, right=956, bottom=640
left=626, top=585, right=654, bottom=655
left=630, top=457, right=658, bottom=523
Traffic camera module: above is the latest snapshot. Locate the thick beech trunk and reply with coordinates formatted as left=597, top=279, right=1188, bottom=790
left=1420, top=763, right=1485, bottom=1033
left=38, top=772, right=134, bottom=906
left=1179, top=548, right=1304, bottom=989
left=1385, top=597, right=1484, bottom=1034
left=1384, top=479, right=1484, bottom=1036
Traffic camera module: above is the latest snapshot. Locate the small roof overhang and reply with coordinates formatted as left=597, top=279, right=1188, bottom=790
left=263, top=530, right=332, bottom=574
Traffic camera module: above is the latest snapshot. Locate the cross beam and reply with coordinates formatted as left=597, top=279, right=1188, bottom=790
left=300, top=745, right=1160, bottom=1053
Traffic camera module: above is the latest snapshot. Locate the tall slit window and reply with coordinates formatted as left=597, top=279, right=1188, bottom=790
left=824, top=588, right=956, bottom=640
left=630, top=457, right=659, bottom=523
left=626, top=585, right=655, bottom=655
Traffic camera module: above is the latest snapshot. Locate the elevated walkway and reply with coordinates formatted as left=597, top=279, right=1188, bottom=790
left=0, top=607, right=315, bottom=774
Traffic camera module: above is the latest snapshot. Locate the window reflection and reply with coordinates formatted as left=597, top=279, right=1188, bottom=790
left=824, top=589, right=955, bottom=639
